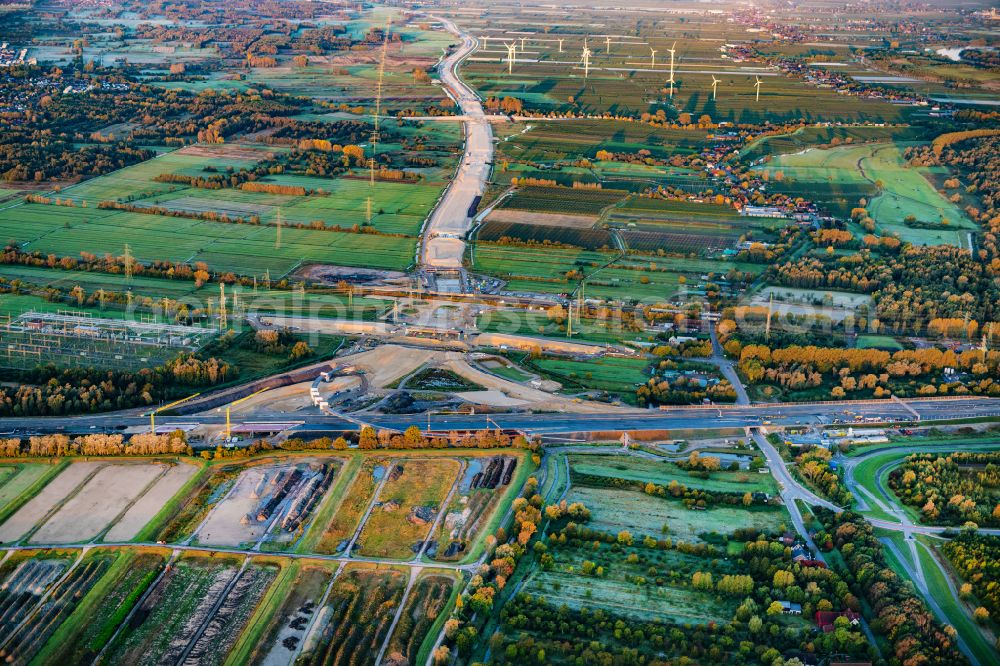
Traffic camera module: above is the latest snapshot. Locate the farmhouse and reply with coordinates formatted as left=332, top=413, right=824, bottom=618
left=778, top=601, right=802, bottom=615
left=815, top=610, right=861, bottom=632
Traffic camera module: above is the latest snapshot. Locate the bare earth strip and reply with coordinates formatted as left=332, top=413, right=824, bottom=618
left=335, top=344, right=441, bottom=388
left=0, top=462, right=103, bottom=543
left=29, top=464, right=164, bottom=544
left=104, top=462, right=200, bottom=542
left=485, top=209, right=599, bottom=229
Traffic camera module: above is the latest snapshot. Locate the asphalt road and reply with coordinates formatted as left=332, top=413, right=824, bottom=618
left=8, top=396, right=1000, bottom=436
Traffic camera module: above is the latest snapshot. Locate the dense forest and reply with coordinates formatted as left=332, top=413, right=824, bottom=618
left=0, top=355, right=232, bottom=416
left=888, top=452, right=1000, bottom=527
left=942, top=533, right=1000, bottom=627
left=819, top=510, right=967, bottom=666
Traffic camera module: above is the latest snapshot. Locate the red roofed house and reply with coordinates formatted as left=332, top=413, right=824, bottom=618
left=815, top=610, right=861, bottom=632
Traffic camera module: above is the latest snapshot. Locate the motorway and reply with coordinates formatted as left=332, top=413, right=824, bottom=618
left=420, top=17, right=493, bottom=274
left=7, top=396, right=1000, bottom=436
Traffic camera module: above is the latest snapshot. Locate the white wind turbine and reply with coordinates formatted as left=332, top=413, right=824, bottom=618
left=504, top=41, right=516, bottom=74
left=649, top=46, right=657, bottom=68
left=605, top=36, right=611, bottom=53
left=581, top=39, right=592, bottom=78
left=754, top=75, right=762, bottom=102
left=711, top=75, right=720, bottom=100
left=667, top=41, right=677, bottom=98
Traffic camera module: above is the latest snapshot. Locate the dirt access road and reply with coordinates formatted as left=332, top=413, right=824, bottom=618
left=420, top=17, right=493, bottom=272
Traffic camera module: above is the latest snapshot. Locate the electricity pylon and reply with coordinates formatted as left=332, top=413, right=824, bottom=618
left=123, top=243, right=134, bottom=283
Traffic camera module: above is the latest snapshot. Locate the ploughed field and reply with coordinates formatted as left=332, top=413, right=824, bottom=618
left=0, top=453, right=516, bottom=665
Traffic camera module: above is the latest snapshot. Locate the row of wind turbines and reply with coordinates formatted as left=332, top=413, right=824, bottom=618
left=486, top=35, right=764, bottom=102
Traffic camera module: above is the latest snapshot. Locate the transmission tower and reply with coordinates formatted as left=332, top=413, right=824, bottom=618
left=362, top=18, right=391, bottom=235
left=123, top=243, right=134, bottom=283
left=218, top=282, right=227, bottom=330
left=370, top=17, right=391, bottom=188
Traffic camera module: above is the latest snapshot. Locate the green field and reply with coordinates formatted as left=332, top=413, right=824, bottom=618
left=857, top=335, right=905, bottom=351
left=464, top=41, right=911, bottom=123
left=565, top=485, right=787, bottom=542
left=569, top=453, right=777, bottom=494
left=523, top=562, right=735, bottom=625
left=741, top=125, right=928, bottom=161
left=356, top=458, right=461, bottom=559
left=763, top=142, right=976, bottom=246
left=0, top=464, right=55, bottom=514
left=1, top=202, right=416, bottom=276
left=530, top=356, right=650, bottom=394
left=472, top=242, right=761, bottom=303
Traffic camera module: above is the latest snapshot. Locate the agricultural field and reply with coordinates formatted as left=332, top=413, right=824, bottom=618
left=530, top=356, right=651, bottom=397
left=98, top=554, right=262, bottom=666
left=313, top=457, right=381, bottom=555
left=0, top=463, right=59, bottom=519
left=298, top=564, right=408, bottom=666
left=237, top=560, right=337, bottom=666
left=429, top=455, right=521, bottom=561
left=0, top=201, right=417, bottom=277
left=0, top=461, right=198, bottom=546
left=479, top=309, right=652, bottom=345
left=0, top=550, right=115, bottom=664
left=355, top=457, right=461, bottom=559
left=521, top=547, right=739, bottom=625
left=382, top=572, right=458, bottom=665
left=762, top=142, right=978, bottom=246
left=0, top=551, right=78, bottom=652
left=740, top=125, right=929, bottom=161
left=460, top=25, right=913, bottom=123
left=472, top=235, right=762, bottom=302
left=493, top=119, right=711, bottom=162
left=564, top=474, right=787, bottom=544
left=570, top=454, right=778, bottom=495
left=496, top=185, right=629, bottom=217
left=193, top=459, right=339, bottom=549
left=0, top=461, right=105, bottom=544
left=29, top=549, right=167, bottom=665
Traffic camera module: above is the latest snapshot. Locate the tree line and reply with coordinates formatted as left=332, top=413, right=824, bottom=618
left=0, top=356, right=232, bottom=417
left=889, top=451, right=1000, bottom=528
